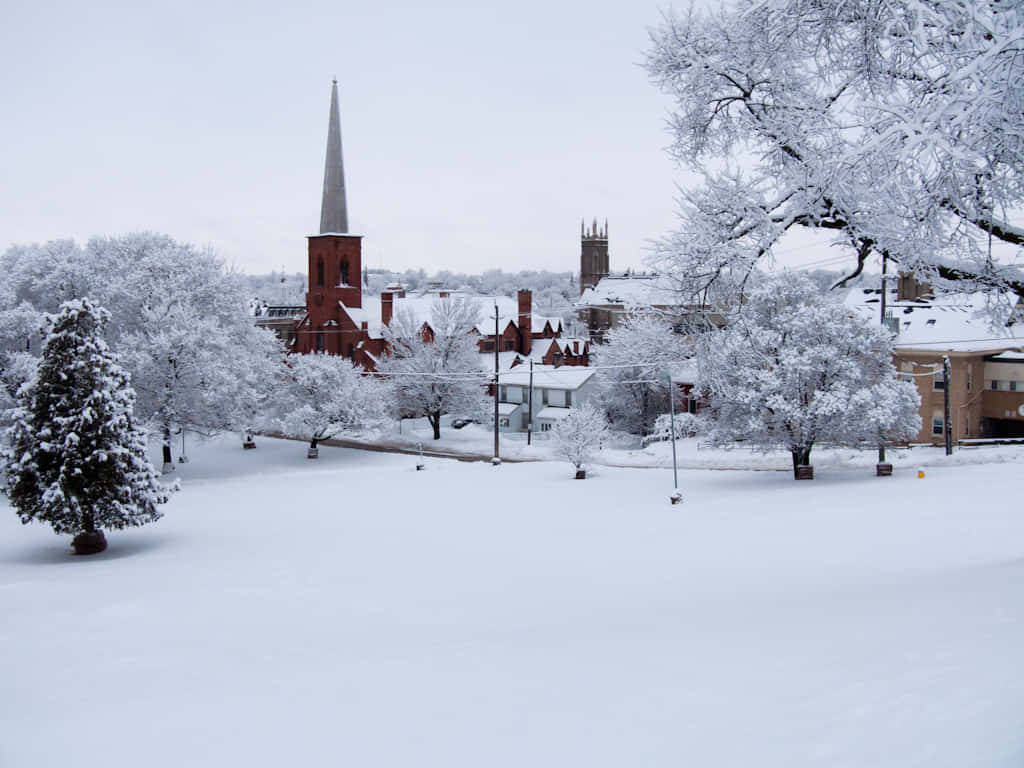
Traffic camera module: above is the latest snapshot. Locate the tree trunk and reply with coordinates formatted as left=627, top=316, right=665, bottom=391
left=429, top=412, right=441, bottom=440
left=82, top=511, right=95, bottom=533
left=162, top=426, right=173, bottom=466
left=791, top=446, right=812, bottom=478
left=310, top=437, right=318, bottom=451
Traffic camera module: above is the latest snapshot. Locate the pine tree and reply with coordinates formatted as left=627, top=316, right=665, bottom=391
left=2, top=298, right=169, bottom=554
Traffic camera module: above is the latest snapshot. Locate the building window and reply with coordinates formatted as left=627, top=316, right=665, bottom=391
left=967, top=365, right=973, bottom=392
left=483, top=341, right=495, bottom=352
left=315, top=332, right=324, bottom=352
left=316, top=258, right=324, bottom=287
left=1011, top=381, right=1018, bottom=392
left=541, top=389, right=548, bottom=406
left=933, top=373, right=945, bottom=391
left=339, top=259, right=349, bottom=286
left=992, top=380, right=1002, bottom=390
left=932, top=415, right=944, bottom=436
left=565, top=391, right=572, bottom=407
left=504, top=340, right=515, bottom=351
left=540, top=422, right=552, bottom=432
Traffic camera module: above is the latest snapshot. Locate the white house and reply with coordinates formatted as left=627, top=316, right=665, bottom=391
left=492, top=365, right=599, bottom=433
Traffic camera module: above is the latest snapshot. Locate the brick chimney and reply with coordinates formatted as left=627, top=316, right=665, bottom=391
left=381, top=291, right=393, bottom=327
left=518, top=289, right=532, bottom=355
left=897, top=271, right=933, bottom=301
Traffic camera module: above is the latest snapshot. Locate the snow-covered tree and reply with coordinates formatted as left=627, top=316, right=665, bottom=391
left=552, top=403, right=609, bottom=478
left=0, top=234, right=285, bottom=462
left=645, top=411, right=704, bottom=445
left=646, top=0, right=1024, bottom=305
left=379, top=296, right=488, bottom=440
left=0, top=292, right=42, bottom=435
left=280, top=353, right=390, bottom=456
left=698, top=276, right=921, bottom=477
left=1, top=299, right=170, bottom=554
left=594, top=314, right=690, bottom=436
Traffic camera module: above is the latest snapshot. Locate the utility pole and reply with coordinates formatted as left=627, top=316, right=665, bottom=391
left=879, top=252, right=888, bottom=465
left=493, top=305, right=500, bottom=464
left=527, top=359, right=534, bottom=446
left=667, top=372, right=679, bottom=491
left=943, top=354, right=953, bottom=456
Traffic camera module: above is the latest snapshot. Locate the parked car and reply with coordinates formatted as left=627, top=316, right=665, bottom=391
left=451, top=418, right=479, bottom=429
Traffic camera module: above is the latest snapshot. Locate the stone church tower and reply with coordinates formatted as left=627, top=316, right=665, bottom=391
left=580, top=218, right=609, bottom=295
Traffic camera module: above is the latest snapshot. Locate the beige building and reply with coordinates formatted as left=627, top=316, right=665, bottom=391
left=848, top=278, right=1024, bottom=443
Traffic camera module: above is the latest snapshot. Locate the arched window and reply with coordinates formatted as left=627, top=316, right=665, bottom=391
left=339, top=259, right=349, bottom=286
left=316, top=258, right=324, bottom=287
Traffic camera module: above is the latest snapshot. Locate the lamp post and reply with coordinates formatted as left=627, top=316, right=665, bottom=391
left=492, top=304, right=500, bottom=465
left=662, top=370, right=682, bottom=504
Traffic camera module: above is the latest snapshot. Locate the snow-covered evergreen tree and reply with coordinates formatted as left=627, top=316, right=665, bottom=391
left=1, top=299, right=169, bottom=554
left=280, top=353, right=390, bottom=456
left=594, top=314, right=690, bottom=436
left=552, top=403, right=609, bottom=478
left=698, top=276, right=921, bottom=477
left=378, top=296, right=488, bottom=440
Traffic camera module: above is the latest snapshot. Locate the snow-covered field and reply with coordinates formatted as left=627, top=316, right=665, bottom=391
left=380, top=414, right=1024, bottom=471
left=2, top=435, right=1024, bottom=767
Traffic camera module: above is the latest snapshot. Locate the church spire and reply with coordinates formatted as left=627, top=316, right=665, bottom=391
left=319, top=78, right=349, bottom=234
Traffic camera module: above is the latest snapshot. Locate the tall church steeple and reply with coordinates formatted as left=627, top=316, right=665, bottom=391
left=319, top=79, right=349, bottom=234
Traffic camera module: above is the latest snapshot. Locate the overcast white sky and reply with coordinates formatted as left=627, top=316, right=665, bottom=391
left=1, top=0, right=841, bottom=278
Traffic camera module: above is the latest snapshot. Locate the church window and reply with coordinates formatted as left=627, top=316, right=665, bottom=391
left=340, top=259, right=349, bottom=286
left=504, top=339, right=515, bottom=351
left=316, top=332, right=324, bottom=351
left=316, top=258, right=324, bottom=287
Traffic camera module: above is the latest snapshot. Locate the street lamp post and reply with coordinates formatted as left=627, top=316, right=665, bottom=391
left=663, top=370, right=682, bottom=504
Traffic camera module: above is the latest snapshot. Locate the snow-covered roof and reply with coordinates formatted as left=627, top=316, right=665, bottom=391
left=536, top=406, right=572, bottom=420
left=988, top=351, right=1024, bottom=363
left=497, top=365, right=596, bottom=390
left=338, top=302, right=368, bottom=328
left=576, top=274, right=680, bottom=309
left=845, top=286, right=1024, bottom=353
left=669, top=359, right=698, bottom=385
left=356, top=291, right=561, bottom=341
left=497, top=402, right=520, bottom=415
left=547, top=337, right=588, bottom=355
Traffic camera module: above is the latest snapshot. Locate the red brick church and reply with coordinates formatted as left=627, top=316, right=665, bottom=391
left=292, top=80, right=588, bottom=370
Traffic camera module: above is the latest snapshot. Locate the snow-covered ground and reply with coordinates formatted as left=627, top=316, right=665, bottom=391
left=380, top=414, right=1024, bottom=471
left=2, top=435, right=1024, bottom=767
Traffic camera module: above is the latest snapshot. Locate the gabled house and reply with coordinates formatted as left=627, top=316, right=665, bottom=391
left=493, top=365, right=599, bottom=433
